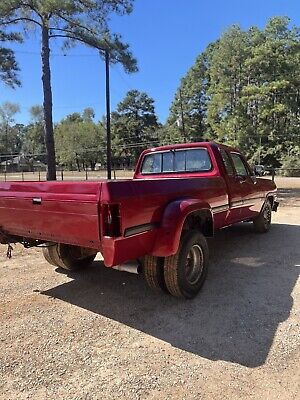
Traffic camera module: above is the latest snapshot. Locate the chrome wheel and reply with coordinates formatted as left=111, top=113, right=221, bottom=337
left=185, top=244, right=204, bottom=285
left=263, top=203, right=272, bottom=228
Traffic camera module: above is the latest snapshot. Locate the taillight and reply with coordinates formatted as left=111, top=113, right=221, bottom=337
left=103, top=204, right=121, bottom=237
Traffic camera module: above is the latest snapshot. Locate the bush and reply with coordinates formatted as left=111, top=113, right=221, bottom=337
left=280, top=154, right=300, bottom=177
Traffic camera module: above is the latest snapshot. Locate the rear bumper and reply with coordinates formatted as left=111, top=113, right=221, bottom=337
left=101, top=229, right=158, bottom=267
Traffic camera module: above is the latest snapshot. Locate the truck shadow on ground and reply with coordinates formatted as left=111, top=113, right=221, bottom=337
left=42, top=222, right=299, bottom=368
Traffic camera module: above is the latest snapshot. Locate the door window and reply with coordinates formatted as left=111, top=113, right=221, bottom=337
left=231, top=153, right=249, bottom=176
left=220, top=149, right=235, bottom=176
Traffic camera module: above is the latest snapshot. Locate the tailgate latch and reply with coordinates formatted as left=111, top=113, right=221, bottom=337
left=32, top=197, right=42, bottom=205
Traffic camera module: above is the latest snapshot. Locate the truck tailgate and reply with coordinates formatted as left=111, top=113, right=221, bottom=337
left=0, top=181, right=102, bottom=249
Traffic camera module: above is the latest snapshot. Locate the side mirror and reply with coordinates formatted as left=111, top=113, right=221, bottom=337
left=253, top=165, right=264, bottom=176
left=251, top=175, right=257, bottom=184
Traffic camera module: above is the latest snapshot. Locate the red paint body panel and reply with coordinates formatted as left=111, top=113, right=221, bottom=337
left=100, top=177, right=228, bottom=265
left=0, top=142, right=277, bottom=267
left=0, top=181, right=102, bottom=249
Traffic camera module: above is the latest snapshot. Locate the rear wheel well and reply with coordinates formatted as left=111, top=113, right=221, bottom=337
left=182, top=210, right=213, bottom=237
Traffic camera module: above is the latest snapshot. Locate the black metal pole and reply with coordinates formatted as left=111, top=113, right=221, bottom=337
left=105, top=50, right=112, bottom=180
left=5, top=124, right=8, bottom=174
left=179, top=89, right=186, bottom=143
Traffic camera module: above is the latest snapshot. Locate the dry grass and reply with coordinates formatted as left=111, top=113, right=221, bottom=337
left=0, top=169, right=134, bottom=182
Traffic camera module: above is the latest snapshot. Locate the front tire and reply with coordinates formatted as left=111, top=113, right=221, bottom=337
left=253, top=200, right=272, bottom=233
left=164, top=230, right=209, bottom=299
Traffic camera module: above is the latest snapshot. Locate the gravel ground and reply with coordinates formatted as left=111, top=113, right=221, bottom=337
left=0, top=182, right=299, bottom=400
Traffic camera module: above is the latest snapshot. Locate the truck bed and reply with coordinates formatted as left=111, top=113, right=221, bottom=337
left=0, top=175, right=229, bottom=266
left=0, top=181, right=103, bottom=249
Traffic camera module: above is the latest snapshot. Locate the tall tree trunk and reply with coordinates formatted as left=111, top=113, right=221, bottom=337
left=41, top=24, right=56, bottom=180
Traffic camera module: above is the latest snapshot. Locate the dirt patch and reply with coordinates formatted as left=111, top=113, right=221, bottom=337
left=277, top=188, right=300, bottom=208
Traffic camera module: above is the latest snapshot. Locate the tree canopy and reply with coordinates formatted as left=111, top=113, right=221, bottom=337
left=0, top=102, right=23, bottom=158
left=54, top=108, right=105, bottom=171
left=21, top=105, right=45, bottom=157
left=168, top=51, right=210, bottom=142
left=0, top=29, right=21, bottom=87
left=0, top=0, right=138, bottom=180
left=168, top=17, right=300, bottom=167
left=111, top=90, right=160, bottom=163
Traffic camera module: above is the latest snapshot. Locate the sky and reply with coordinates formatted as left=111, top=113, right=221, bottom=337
left=1, top=0, right=300, bottom=125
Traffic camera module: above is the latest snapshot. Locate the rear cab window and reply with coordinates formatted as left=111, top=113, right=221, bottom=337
left=141, top=148, right=212, bottom=174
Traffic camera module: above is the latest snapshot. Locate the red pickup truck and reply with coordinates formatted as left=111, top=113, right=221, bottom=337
left=0, top=142, right=278, bottom=298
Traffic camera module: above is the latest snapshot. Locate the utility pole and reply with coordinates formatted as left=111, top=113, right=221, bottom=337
left=5, top=122, right=8, bottom=174
left=105, top=49, right=112, bottom=180
left=258, top=134, right=262, bottom=165
left=179, top=89, right=186, bottom=143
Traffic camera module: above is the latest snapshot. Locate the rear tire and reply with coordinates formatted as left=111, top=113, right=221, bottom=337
left=43, top=245, right=57, bottom=267
left=164, top=230, right=209, bottom=299
left=43, top=243, right=96, bottom=271
left=143, top=255, right=167, bottom=292
left=253, top=200, right=272, bottom=233
left=43, top=244, right=65, bottom=268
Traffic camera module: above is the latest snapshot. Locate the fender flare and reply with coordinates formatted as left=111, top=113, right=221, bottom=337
left=259, top=192, right=276, bottom=213
left=151, top=198, right=213, bottom=257
left=266, top=192, right=275, bottom=204
left=264, top=192, right=279, bottom=212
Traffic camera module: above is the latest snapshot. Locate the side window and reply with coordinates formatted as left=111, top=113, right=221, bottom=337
left=174, top=151, right=185, bottom=171
left=231, top=153, right=249, bottom=176
left=186, top=149, right=212, bottom=171
left=141, top=153, right=161, bottom=174
left=220, top=149, right=235, bottom=176
left=162, top=152, right=173, bottom=172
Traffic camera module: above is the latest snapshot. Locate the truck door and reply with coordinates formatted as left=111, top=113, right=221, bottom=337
left=219, top=148, right=244, bottom=223
left=230, top=152, right=261, bottom=221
